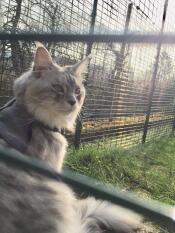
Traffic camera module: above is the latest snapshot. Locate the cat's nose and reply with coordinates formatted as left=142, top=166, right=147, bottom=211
left=68, top=99, right=76, bottom=106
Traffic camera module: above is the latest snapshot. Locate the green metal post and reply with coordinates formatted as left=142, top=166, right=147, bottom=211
left=109, top=3, right=133, bottom=119
left=142, top=0, right=169, bottom=143
left=74, top=0, right=98, bottom=148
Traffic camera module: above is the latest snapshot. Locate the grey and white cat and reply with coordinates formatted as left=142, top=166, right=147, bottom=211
left=0, top=44, right=142, bottom=233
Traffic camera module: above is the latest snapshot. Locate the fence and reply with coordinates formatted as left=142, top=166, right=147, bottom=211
left=1, top=0, right=175, bottom=148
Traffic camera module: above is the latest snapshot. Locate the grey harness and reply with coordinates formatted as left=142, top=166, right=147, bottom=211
left=0, top=99, right=59, bottom=155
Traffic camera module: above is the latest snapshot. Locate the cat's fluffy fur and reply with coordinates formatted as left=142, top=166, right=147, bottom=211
left=0, top=44, right=142, bottom=233
left=9, top=43, right=88, bottom=170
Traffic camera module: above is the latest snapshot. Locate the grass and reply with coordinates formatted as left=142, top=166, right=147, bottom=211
left=66, top=136, right=175, bottom=205
left=66, top=136, right=175, bottom=232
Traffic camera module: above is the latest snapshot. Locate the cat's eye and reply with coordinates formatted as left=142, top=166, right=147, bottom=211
left=52, top=84, right=64, bottom=94
left=75, top=87, right=81, bottom=95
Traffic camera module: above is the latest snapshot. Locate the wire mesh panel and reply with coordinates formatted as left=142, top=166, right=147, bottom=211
left=146, top=0, right=175, bottom=141
left=0, top=0, right=93, bottom=103
left=1, top=0, right=175, bottom=148
left=80, top=0, right=170, bottom=147
left=146, top=46, right=175, bottom=141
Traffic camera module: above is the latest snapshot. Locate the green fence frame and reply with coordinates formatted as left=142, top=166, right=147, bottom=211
left=1, top=32, right=175, bottom=43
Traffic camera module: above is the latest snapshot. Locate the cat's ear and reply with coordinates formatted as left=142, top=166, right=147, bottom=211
left=33, top=42, right=53, bottom=74
left=71, top=55, right=91, bottom=77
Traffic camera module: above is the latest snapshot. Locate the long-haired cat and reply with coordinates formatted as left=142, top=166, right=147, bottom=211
left=0, top=44, right=142, bottom=233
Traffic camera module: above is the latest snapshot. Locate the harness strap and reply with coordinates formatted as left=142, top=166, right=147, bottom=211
left=0, top=99, right=62, bottom=154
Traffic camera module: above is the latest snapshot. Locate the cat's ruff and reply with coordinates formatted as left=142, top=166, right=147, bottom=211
left=0, top=99, right=62, bottom=155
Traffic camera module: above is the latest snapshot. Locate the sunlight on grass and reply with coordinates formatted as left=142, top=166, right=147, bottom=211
left=66, top=136, right=175, bottom=232
left=66, top=136, right=175, bottom=206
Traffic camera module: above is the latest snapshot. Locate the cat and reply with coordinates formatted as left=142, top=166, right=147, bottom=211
left=0, top=42, right=87, bottom=171
left=0, top=43, right=142, bottom=233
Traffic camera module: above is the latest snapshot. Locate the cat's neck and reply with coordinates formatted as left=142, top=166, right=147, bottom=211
left=25, top=100, right=78, bottom=132
left=9, top=99, right=62, bottom=133
left=0, top=99, right=67, bottom=170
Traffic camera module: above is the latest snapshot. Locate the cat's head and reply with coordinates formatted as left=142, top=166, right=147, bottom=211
left=14, top=43, right=90, bottom=131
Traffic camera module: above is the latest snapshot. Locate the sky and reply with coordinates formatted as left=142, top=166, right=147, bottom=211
left=168, top=0, right=175, bottom=9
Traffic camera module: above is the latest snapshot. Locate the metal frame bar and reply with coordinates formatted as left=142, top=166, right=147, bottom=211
left=1, top=33, right=175, bottom=43
left=74, top=0, right=98, bottom=148
left=142, top=0, right=169, bottom=143
left=109, top=2, right=133, bottom=120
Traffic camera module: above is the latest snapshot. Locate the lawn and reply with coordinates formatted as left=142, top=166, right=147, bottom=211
left=66, top=136, right=175, bottom=232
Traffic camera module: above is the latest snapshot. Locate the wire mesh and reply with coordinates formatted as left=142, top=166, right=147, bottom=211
left=146, top=0, right=175, bottom=142
left=1, top=0, right=175, bottom=148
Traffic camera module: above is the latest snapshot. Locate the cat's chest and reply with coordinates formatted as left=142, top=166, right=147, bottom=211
left=29, top=127, right=67, bottom=169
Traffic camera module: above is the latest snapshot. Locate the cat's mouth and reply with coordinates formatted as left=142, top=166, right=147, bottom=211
left=61, top=102, right=78, bottom=111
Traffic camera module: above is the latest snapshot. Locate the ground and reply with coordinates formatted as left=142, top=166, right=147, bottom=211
left=66, top=136, right=175, bottom=233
